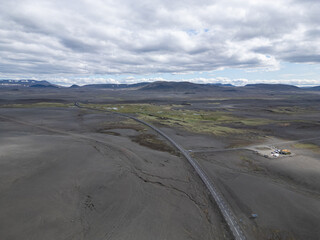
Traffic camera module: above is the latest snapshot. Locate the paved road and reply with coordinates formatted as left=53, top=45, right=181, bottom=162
left=75, top=103, right=247, bottom=240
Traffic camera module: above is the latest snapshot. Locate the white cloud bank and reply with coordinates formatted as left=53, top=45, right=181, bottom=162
left=0, top=0, right=320, bottom=84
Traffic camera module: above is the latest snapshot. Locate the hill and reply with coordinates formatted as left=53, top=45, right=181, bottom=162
left=306, top=86, right=320, bottom=91
left=139, top=81, right=220, bottom=91
left=244, top=84, right=301, bottom=91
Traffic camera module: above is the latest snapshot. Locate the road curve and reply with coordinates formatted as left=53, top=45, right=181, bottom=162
left=75, top=102, right=247, bottom=240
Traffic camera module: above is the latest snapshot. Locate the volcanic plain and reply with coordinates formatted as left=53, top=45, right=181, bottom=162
left=0, top=82, right=320, bottom=240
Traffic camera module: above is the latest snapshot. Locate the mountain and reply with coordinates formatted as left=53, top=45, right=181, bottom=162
left=139, top=81, right=216, bottom=91
left=244, top=84, right=301, bottom=91
left=29, top=84, right=58, bottom=88
left=0, top=79, right=57, bottom=88
left=81, top=82, right=149, bottom=89
left=1, top=80, right=313, bottom=92
left=304, top=86, right=320, bottom=91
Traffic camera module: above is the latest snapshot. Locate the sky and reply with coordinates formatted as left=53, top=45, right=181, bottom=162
left=0, top=0, right=320, bottom=86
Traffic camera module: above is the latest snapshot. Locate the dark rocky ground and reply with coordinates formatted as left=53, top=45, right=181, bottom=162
left=0, top=107, right=231, bottom=240
left=0, top=87, right=320, bottom=240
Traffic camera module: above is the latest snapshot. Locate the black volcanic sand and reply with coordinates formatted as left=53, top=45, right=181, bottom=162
left=1, top=87, right=320, bottom=240
left=0, top=107, right=230, bottom=240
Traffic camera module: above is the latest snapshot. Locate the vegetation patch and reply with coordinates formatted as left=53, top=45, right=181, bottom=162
left=293, top=143, right=320, bottom=153
left=101, top=131, right=121, bottom=136
left=269, top=106, right=313, bottom=114
left=98, top=119, right=146, bottom=132
left=130, top=133, right=179, bottom=156
left=238, top=118, right=273, bottom=126
left=81, top=103, right=273, bottom=136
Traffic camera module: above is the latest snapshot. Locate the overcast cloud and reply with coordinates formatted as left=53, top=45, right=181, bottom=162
left=0, top=0, right=320, bottom=84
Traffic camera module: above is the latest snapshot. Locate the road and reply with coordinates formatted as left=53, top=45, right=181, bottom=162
left=75, top=102, right=247, bottom=240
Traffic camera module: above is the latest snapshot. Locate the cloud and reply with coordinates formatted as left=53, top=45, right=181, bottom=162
left=0, top=0, right=320, bottom=81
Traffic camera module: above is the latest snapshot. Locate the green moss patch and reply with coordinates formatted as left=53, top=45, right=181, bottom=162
left=81, top=103, right=273, bottom=136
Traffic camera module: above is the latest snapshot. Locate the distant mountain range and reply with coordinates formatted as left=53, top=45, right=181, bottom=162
left=0, top=79, right=319, bottom=92
left=0, top=79, right=58, bottom=88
